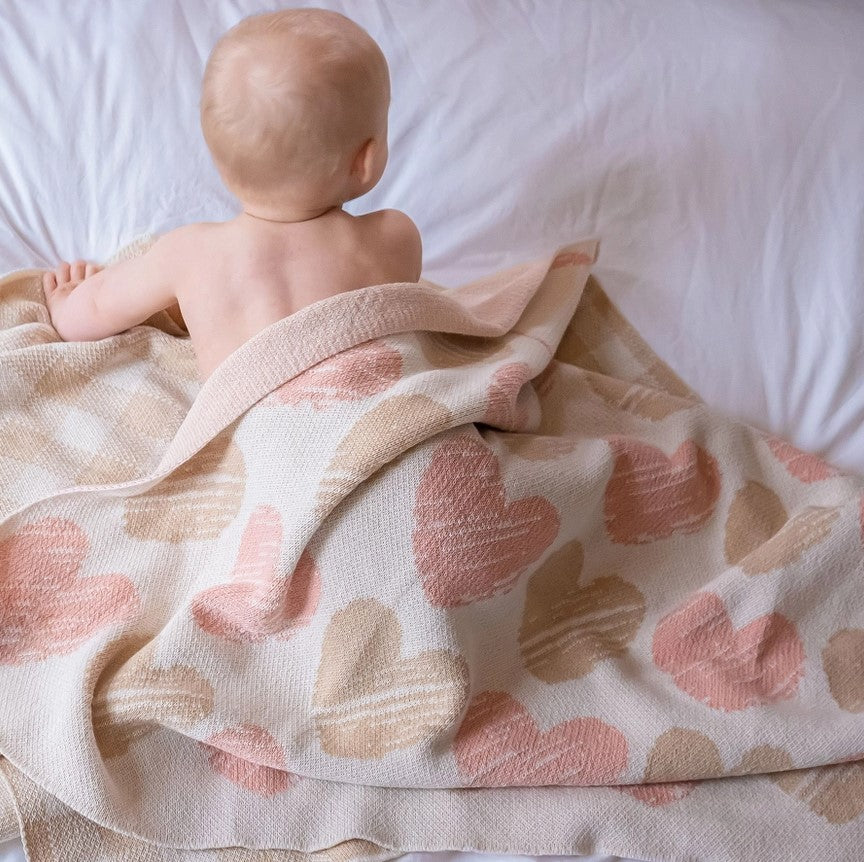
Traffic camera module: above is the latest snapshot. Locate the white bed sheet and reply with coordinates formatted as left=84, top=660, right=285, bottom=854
left=1, top=1, right=863, bottom=861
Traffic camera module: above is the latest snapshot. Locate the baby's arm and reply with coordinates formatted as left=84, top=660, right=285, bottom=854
left=43, top=232, right=184, bottom=341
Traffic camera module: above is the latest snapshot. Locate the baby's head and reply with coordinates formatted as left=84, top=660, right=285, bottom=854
left=201, top=8, right=390, bottom=220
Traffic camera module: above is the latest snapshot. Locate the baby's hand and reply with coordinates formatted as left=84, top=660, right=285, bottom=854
left=40, top=237, right=179, bottom=342
left=42, top=259, right=103, bottom=309
left=42, top=260, right=105, bottom=339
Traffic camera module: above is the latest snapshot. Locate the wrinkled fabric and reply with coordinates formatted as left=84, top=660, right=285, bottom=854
left=1, top=238, right=864, bottom=862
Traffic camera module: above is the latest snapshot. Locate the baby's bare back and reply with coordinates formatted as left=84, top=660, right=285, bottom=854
left=170, top=208, right=421, bottom=379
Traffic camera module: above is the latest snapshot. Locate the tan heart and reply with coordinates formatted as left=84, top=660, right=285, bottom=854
left=151, top=341, right=200, bottom=383
left=89, top=634, right=214, bottom=759
left=725, top=481, right=839, bottom=574
left=519, top=540, right=645, bottom=682
left=77, top=388, right=189, bottom=485
left=34, top=355, right=100, bottom=403
left=553, top=277, right=619, bottom=370
left=315, top=394, right=453, bottom=517
left=769, top=760, right=864, bottom=825
left=418, top=331, right=513, bottom=369
left=643, top=728, right=725, bottom=782
left=124, top=430, right=246, bottom=542
left=312, top=598, right=469, bottom=759
left=621, top=728, right=723, bottom=807
left=735, top=745, right=794, bottom=775
left=0, top=419, right=87, bottom=479
left=500, top=433, right=581, bottom=462
left=322, top=840, right=395, bottom=862
left=553, top=277, right=697, bottom=411
left=822, top=628, right=864, bottom=713
left=623, top=732, right=795, bottom=808
left=724, top=481, right=787, bottom=567
left=585, top=373, right=687, bottom=421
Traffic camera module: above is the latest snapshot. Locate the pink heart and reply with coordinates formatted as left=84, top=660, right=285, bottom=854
left=412, top=435, right=559, bottom=607
left=191, top=505, right=320, bottom=643
left=267, top=341, right=402, bottom=409
left=453, top=690, right=628, bottom=786
left=764, top=435, right=839, bottom=483
left=652, top=592, right=804, bottom=711
left=0, top=517, right=139, bottom=665
left=201, top=723, right=296, bottom=797
left=604, top=436, right=720, bottom=544
left=482, top=362, right=535, bottom=430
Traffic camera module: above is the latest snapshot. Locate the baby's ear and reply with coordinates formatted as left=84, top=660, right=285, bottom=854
left=351, top=137, right=378, bottom=185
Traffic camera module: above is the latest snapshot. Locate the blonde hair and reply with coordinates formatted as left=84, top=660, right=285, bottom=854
left=200, top=8, right=390, bottom=206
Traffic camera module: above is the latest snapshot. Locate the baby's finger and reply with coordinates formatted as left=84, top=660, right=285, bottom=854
left=71, top=260, right=86, bottom=281
left=84, top=262, right=101, bottom=278
left=42, top=271, right=56, bottom=292
left=56, top=261, right=71, bottom=283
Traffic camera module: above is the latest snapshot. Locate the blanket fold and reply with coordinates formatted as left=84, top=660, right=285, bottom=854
left=1, top=237, right=863, bottom=862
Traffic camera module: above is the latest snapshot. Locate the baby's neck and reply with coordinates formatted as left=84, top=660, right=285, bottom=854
left=240, top=204, right=341, bottom=224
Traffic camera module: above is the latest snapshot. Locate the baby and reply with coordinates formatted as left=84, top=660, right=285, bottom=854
left=42, top=8, right=421, bottom=380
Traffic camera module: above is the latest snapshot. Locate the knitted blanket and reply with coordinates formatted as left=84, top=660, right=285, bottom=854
left=1, top=237, right=863, bottom=862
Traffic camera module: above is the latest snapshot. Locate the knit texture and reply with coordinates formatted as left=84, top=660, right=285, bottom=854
left=1, top=238, right=863, bottom=861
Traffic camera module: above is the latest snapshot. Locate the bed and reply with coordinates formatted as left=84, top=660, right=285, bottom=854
left=1, top=1, right=863, bottom=861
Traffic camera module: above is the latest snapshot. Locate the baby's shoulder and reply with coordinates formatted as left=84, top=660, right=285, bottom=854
left=148, top=222, right=227, bottom=268
left=357, top=208, right=419, bottom=242
left=145, top=223, right=211, bottom=261
left=355, top=209, right=422, bottom=280
left=156, top=222, right=219, bottom=249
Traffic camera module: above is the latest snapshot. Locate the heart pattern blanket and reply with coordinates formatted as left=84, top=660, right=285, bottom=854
left=1, top=237, right=864, bottom=862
